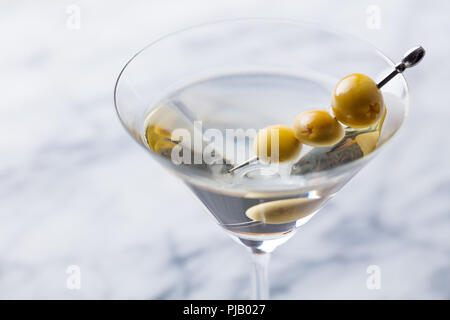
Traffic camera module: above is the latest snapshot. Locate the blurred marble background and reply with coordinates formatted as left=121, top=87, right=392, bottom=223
left=0, top=0, right=449, bottom=299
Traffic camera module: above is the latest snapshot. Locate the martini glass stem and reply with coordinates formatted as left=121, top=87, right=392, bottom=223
left=250, top=250, right=271, bottom=299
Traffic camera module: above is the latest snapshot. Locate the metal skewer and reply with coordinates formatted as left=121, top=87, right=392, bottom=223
left=228, top=155, right=258, bottom=173
left=228, top=46, right=426, bottom=174
left=377, top=46, right=425, bottom=88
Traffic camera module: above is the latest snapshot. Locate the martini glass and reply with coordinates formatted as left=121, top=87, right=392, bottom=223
left=114, top=19, right=410, bottom=299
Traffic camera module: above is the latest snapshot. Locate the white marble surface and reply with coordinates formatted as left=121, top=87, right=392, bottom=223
left=0, top=0, right=449, bottom=299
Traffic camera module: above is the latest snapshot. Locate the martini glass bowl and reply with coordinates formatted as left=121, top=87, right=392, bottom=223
left=114, top=19, right=409, bottom=299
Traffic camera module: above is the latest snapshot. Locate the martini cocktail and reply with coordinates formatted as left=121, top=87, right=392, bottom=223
left=114, top=20, right=420, bottom=299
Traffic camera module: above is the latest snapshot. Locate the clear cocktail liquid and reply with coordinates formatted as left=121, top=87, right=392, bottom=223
left=142, top=72, right=403, bottom=243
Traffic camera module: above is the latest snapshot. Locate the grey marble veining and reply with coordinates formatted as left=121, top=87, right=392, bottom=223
left=0, top=0, right=449, bottom=299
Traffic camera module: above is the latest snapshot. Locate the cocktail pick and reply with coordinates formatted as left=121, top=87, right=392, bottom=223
left=376, top=46, right=425, bottom=88
left=228, top=46, right=426, bottom=173
left=228, top=155, right=258, bottom=173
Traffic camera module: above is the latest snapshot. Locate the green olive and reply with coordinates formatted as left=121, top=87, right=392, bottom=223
left=331, top=73, right=385, bottom=128
left=293, top=110, right=344, bottom=146
left=254, top=125, right=302, bottom=163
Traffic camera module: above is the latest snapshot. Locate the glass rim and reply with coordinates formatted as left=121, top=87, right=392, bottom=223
left=114, top=18, right=410, bottom=196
